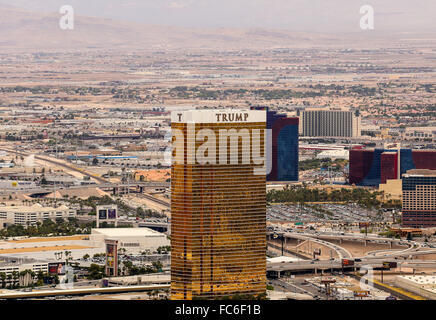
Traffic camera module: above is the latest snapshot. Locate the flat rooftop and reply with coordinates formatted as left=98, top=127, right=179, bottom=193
left=0, top=203, right=70, bottom=212
left=267, top=256, right=302, bottom=263
left=3, top=235, right=88, bottom=244
left=398, top=275, right=436, bottom=286
left=404, top=169, right=436, bottom=177
left=91, top=228, right=164, bottom=237
left=0, top=245, right=92, bottom=255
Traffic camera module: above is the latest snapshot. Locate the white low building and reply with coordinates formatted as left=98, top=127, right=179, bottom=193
left=0, top=204, right=76, bottom=229
left=316, top=149, right=349, bottom=160
left=402, top=127, right=436, bottom=141
left=0, top=258, right=49, bottom=286
left=0, top=262, right=48, bottom=276
left=0, top=180, right=36, bottom=190
left=267, top=256, right=302, bottom=263
left=90, top=228, right=169, bottom=254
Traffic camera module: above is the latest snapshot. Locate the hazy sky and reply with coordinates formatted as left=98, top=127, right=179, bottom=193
left=2, top=0, right=435, bottom=33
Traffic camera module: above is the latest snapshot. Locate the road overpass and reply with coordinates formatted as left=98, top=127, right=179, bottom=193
left=268, top=232, right=352, bottom=259
left=0, top=148, right=108, bottom=184
left=267, top=258, right=436, bottom=276
left=267, top=230, right=436, bottom=276
left=0, top=283, right=170, bottom=300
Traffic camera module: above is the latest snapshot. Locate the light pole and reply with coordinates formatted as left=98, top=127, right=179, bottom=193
left=330, top=250, right=333, bottom=275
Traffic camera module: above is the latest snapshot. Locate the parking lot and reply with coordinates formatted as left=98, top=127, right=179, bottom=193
left=267, top=203, right=385, bottom=224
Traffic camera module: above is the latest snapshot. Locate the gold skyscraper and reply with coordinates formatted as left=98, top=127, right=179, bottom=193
left=171, top=110, right=267, bottom=300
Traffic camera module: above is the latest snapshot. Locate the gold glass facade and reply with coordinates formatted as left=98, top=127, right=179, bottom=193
left=171, top=112, right=266, bottom=300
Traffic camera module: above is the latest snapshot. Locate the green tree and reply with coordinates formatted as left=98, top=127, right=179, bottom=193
left=88, top=264, right=104, bottom=280
left=0, top=272, right=6, bottom=288
left=152, top=260, right=163, bottom=272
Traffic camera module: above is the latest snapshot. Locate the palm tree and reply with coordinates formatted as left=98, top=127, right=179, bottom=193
left=6, top=274, right=12, bottom=288
left=0, top=272, right=6, bottom=288
left=30, top=271, right=36, bottom=286
left=19, top=271, right=27, bottom=287
left=11, top=271, right=19, bottom=288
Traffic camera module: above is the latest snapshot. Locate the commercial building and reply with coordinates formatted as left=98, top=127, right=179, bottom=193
left=298, top=107, right=361, bottom=138
left=402, top=127, right=436, bottom=141
left=40, top=175, right=86, bottom=187
left=0, top=180, right=37, bottom=191
left=252, top=107, right=299, bottom=181
left=402, top=170, right=436, bottom=228
left=316, top=149, right=349, bottom=160
left=0, top=204, right=76, bottom=229
left=0, top=257, right=49, bottom=286
left=0, top=230, right=168, bottom=262
left=90, top=228, right=169, bottom=254
left=0, top=163, right=14, bottom=168
left=0, top=235, right=94, bottom=260
left=349, top=149, right=436, bottom=186
left=171, top=109, right=267, bottom=300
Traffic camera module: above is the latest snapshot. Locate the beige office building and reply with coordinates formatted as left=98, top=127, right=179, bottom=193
left=299, top=107, right=361, bottom=138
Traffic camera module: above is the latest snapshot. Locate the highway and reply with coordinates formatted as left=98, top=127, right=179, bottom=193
left=6, top=182, right=170, bottom=195
left=270, top=279, right=325, bottom=299
left=0, top=147, right=171, bottom=208
left=138, top=193, right=171, bottom=209
left=291, top=232, right=352, bottom=259
left=267, top=230, right=436, bottom=274
left=306, top=231, right=415, bottom=248
left=269, top=231, right=352, bottom=259
left=0, top=283, right=170, bottom=299
left=268, top=229, right=436, bottom=260
left=267, top=255, right=436, bottom=273
left=0, top=147, right=108, bottom=184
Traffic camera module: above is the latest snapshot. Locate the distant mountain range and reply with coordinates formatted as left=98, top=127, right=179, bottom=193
left=0, top=4, right=434, bottom=52
left=2, top=0, right=436, bottom=32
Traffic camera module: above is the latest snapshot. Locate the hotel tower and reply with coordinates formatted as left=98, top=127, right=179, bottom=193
left=170, top=110, right=267, bottom=300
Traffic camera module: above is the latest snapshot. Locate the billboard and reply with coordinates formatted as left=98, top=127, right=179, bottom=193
left=96, top=205, right=118, bottom=227
left=354, top=290, right=370, bottom=298
left=359, top=222, right=370, bottom=229
left=98, top=209, right=108, bottom=220
left=106, top=244, right=115, bottom=267
left=342, top=259, right=355, bottom=267
left=48, top=262, right=66, bottom=275
left=383, top=262, right=398, bottom=269
left=108, top=209, right=117, bottom=219
left=105, top=239, right=118, bottom=277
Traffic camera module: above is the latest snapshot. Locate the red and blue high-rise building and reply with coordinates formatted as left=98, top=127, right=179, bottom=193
left=349, top=148, right=436, bottom=186
left=251, top=107, right=299, bottom=182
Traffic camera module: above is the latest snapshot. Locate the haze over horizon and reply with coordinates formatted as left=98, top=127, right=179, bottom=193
left=1, top=0, right=435, bottom=34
